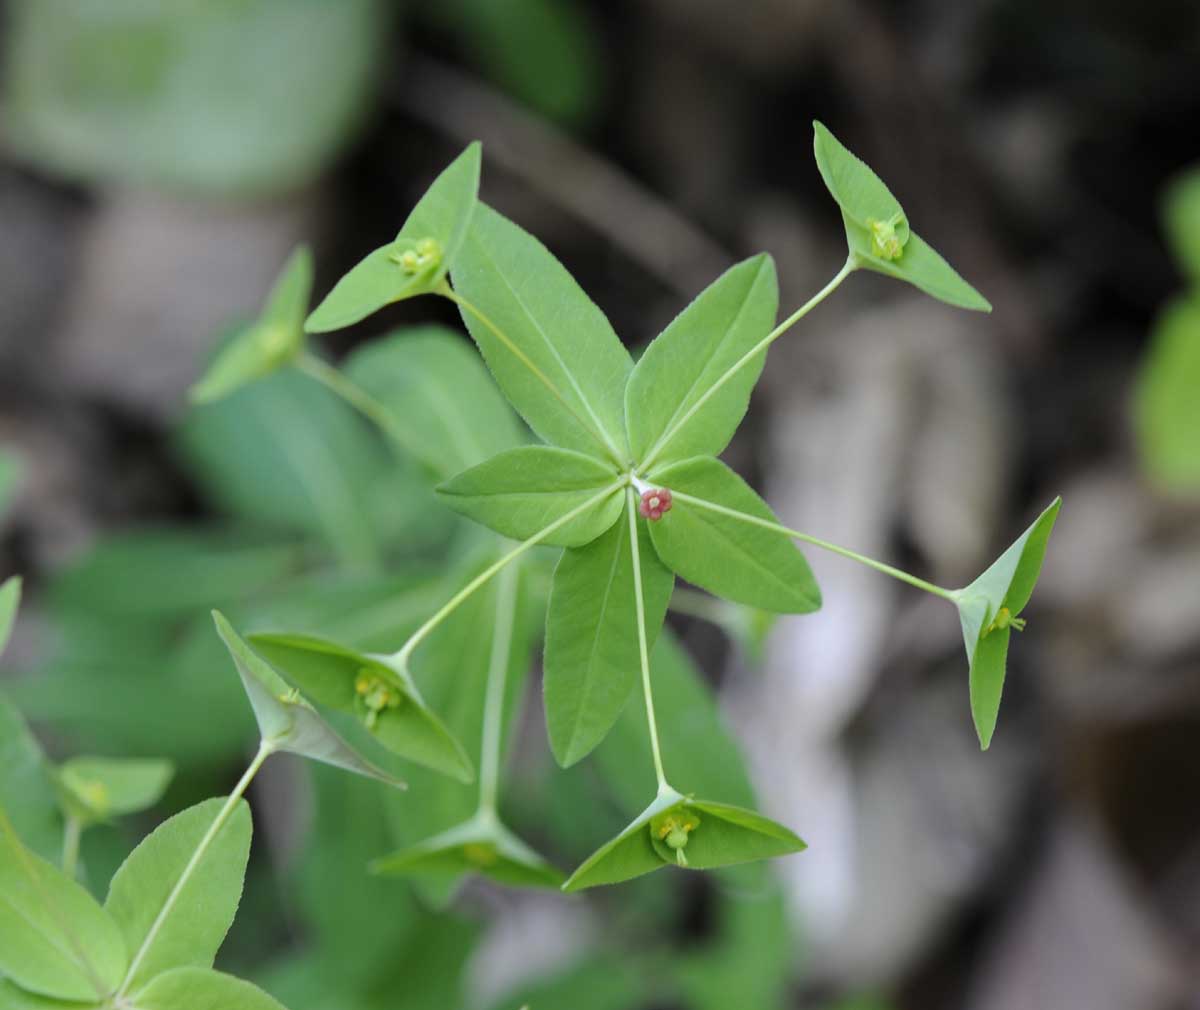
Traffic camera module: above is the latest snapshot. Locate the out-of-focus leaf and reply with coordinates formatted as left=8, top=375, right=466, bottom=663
left=0, top=691, right=59, bottom=861
left=54, top=756, right=174, bottom=825
left=343, top=326, right=524, bottom=479
left=190, top=247, right=313, bottom=404
left=0, top=811, right=127, bottom=1001
left=0, top=576, right=20, bottom=658
left=306, top=144, right=481, bottom=332
left=177, top=370, right=436, bottom=567
left=1164, top=165, right=1200, bottom=282
left=3, top=0, right=387, bottom=196
left=0, top=451, right=20, bottom=515
left=105, top=797, right=252, bottom=994
left=1135, top=295, right=1200, bottom=493
left=49, top=529, right=302, bottom=620
left=430, top=0, right=603, bottom=126
left=489, top=955, right=645, bottom=1010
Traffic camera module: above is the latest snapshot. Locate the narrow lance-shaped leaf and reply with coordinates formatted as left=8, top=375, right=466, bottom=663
left=0, top=690, right=61, bottom=862
left=626, top=254, right=779, bottom=469
left=306, top=143, right=482, bottom=332
left=645, top=457, right=820, bottom=613
left=450, top=202, right=634, bottom=463
left=0, top=575, right=21, bottom=658
left=1134, top=295, right=1200, bottom=492
left=544, top=514, right=674, bottom=767
left=105, top=797, right=252, bottom=994
left=246, top=632, right=473, bottom=783
left=54, top=757, right=174, bottom=827
left=134, top=966, right=290, bottom=1010
left=955, top=497, right=1061, bottom=749
left=212, top=611, right=406, bottom=789
left=813, top=121, right=991, bottom=312
left=0, top=811, right=128, bottom=1002
left=437, top=446, right=624, bottom=547
left=190, top=245, right=314, bottom=404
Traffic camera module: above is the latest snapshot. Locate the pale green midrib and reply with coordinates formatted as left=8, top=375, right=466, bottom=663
left=675, top=498, right=817, bottom=605
left=0, top=890, right=103, bottom=995
left=635, top=259, right=768, bottom=463
left=443, top=485, right=617, bottom=501
left=559, top=520, right=629, bottom=763
left=625, top=489, right=668, bottom=788
left=467, top=231, right=627, bottom=463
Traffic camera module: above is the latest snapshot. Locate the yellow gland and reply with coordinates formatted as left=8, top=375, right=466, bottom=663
left=985, top=606, right=1026, bottom=637
left=355, top=670, right=403, bottom=730
left=652, top=810, right=701, bottom=867
left=463, top=842, right=498, bottom=867
left=868, top=217, right=905, bottom=261
left=390, top=237, right=442, bottom=276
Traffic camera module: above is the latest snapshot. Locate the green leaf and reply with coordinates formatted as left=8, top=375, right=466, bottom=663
left=562, top=786, right=805, bottom=891
left=955, top=498, right=1061, bottom=749
left=449, top=203, right=633, bottom=463
left=342, top=326, right=524, bottom=478
left=813, top=121, right=991, bottom=312
left=48, top=529, right=303, bottom=621
left=135, top=966, right=288, bottom=1010
left=104, top=797, right=252, bottom=994
left=212, top=612, right=404, bottom=788
left=245, top=633, right=473, bottom=782
left=1135, top=295, right=1200, bottom=492
left=54, top=757, right=174, bottom=826
left=646, top=457, right=820, bottom=613
left=3, top=1, right=387, bottom=196
left=437, top=447, right=622, bottom=546
left=544, top=510, right=674, bottom=767
left=627, top=255, right=778, bottom=468
left=0, top=575, right=20, bottom=659
left=306, top=143, right=482, bottom=332
left=190, top=246, right=312, bottom=404
left=0, top=691, right=60, bottom=862
left=0, top=978, right=92, bottom=1010
left=1164, top=165, right=1200, bottom=282
left=371, top=813, right=563, bottom=890
left=0, top=811, right=127, bottom=1001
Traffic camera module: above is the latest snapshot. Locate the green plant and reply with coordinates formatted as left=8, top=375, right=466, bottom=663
left=0, top=123, right=1060, bottom=1007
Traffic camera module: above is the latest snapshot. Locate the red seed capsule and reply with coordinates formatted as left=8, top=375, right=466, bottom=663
left=638, top=487, right=673, bottom=521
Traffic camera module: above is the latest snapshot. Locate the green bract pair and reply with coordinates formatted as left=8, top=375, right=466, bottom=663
left=186, top=122, right=1059, bottom=892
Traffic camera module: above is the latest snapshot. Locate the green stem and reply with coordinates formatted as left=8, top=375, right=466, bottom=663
left=61, top=815, right=82, bottom=878
left=438, top=281, right=626, bottom=468
left=478, top=562, right=519, bottom=814
left=669, top=489, right=959, bottom=602
left=116, top=741, right=274, bottom=999
left=626, top=488, right=669, bottom=791
left=393, top=480, right=625, bottom=665
left=640, top=258, right=855, bottom=474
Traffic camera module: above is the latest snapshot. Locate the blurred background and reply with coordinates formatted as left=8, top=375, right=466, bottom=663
left=1, top=1, right=1199, bottom=1008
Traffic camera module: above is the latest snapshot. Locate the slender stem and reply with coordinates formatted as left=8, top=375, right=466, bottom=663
left=116, top=741, right=273, bottom=999
left=439, top=283, right=625, bottom=467
left=61, top=815, right=82, bottom=878
left=294, top=351, right=449, bottom=478
left=639, top=258, right=855, bottom=473
left=478, top=562, right=519, bottom=814
left=669, top=489, right=959, bottom=602
left=393, top=480, right=625, bottom=665
left=626, top=488, right=668, bottom=790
